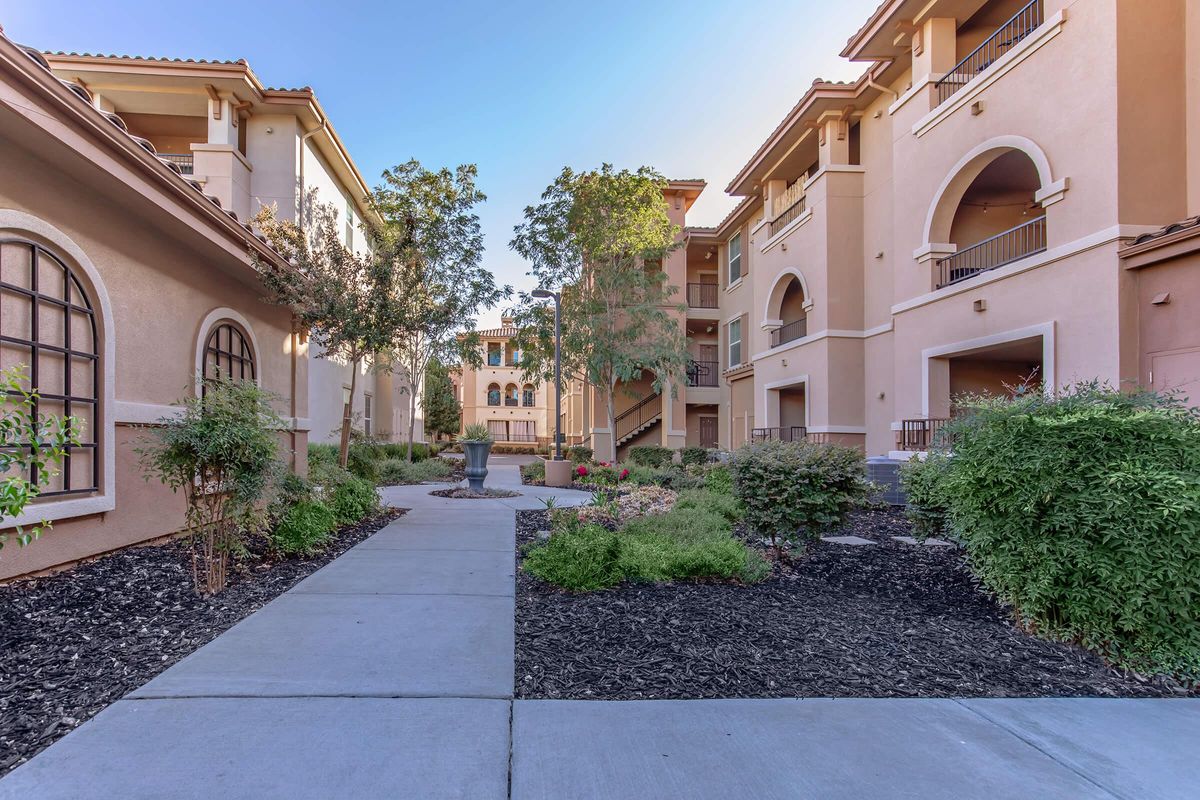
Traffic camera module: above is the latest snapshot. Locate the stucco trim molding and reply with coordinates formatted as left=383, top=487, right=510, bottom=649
left=193, top=307, right=264, bottom=395
left=911, top=9, right=1068, bottom=138
left=0, top=210, right=118, bottom=527
left=921, top=321, right=1056, bottom=416
left=761, top=207, right=814, bottom=254
left=761, top=375, right=810, bottom=430
left=750, top=326, right=887, bottom=363
left=762, top=267, right=816, bottom=328
left=1034, top=178, right=1070, bottom=208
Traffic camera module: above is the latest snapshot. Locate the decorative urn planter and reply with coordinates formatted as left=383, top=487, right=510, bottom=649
left=462, top=440, right=493, bottom=491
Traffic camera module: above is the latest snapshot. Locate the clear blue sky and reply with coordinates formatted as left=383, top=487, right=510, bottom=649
left=4, top=0, right=871, bottom=326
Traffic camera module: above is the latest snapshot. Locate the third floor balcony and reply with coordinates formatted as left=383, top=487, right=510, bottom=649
left=934, top=0, right=1045, bottom=107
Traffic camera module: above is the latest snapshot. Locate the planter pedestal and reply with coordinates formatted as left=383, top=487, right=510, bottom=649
left=462, top=441, right=493, bottom=491
left=544, top=457, right=573, bottom=488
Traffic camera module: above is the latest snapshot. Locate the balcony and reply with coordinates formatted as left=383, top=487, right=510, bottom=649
left=899, top=418, right=951, bottom=451
left=751, top=426, right=806, bottom=443
left=686, top=360, right=719, bottom=388
left=686, top=283, right=718, bottom=309
left=934, top=0, right=1044, bottom=106
left=768, top=184, right=807, bottom=238
left=769, top=318, right=808, bottom=348
left=158, top=153, right=194, bottom=175
left=936, top=216, right=1046, bottom=287
left=504, top=397, right=518, bottom=407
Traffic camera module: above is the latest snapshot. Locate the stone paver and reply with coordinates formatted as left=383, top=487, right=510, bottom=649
left=892, top=535, right=955, bottom=546
left=3, top=464, right=1197, bottom=799
left=821, top=534, right=876, bottom=545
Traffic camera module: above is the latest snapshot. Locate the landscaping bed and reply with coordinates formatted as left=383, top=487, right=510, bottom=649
left=515, top=507, right=1189, bottom=700
left=0, top=508, right=404, bottom=776
left=429, top=487, right=519, bottom=499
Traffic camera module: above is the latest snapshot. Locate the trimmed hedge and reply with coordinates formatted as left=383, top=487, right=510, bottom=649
left=627, top=445, right=673, bottom=468
left=920, top=385, right=1200, bottom=678
left=679, top=446, right=708, bottom=467
left=566, top=445, right=593, bottom=464
left=730, top=439, right=867, bottom=550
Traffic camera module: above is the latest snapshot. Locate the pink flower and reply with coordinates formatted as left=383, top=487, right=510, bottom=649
left=619, top=468, right=630, bottom=480
left=576, top=465, right=589, bottom=477
left=599, top=461, right=610, bottom=468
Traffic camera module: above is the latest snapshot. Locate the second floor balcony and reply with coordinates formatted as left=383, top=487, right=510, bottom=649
left=686, top=282, right=718, bottom=309
left=686, top=360, right=719, bottom=388
left=936, top=216, right=1046, bottom=288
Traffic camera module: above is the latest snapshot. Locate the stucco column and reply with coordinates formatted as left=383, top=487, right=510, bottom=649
left=913, top=17, right=958, bottom=109
left=818, top=115, right=850, bottom=167
left=764, top=179, right=786, bottom=222
left=207, top=95, right=238, bottom=146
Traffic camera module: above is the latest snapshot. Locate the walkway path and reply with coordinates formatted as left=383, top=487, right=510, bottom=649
left=2, top=465, right=1197, bottom=799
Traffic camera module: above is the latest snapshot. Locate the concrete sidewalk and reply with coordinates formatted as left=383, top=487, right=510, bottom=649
left=2, top=465, right=1196, bottom=799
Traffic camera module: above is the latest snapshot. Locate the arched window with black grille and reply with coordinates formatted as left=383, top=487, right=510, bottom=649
left=0, top=238, right=100, bottom=497
left=202, top=322, right=256, bottom=384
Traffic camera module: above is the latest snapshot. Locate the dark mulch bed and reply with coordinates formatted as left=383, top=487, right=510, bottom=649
left=429, top=487, right=520, bottom=499
left=515, top=507, right=1190, bottom=700
left=0, top=508, right=405, bottom=776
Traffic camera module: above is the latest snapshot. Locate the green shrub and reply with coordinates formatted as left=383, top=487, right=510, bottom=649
left=628, top=445, right=674, bottom=468
left=899, top=453, right=954, bottom=540
left=345, top=443, right=380, bottom=482
left=674, top=488, right=742, bottom=523
left=934, top=384, right=1200, bottom=678
left=679, top=446, right=708, bottom=467
left=703, top=464, right=733, bottom=496
left=308, top=443, right=339, bottom=470
left=523, top=523, right=623, bottom=591
left=329, top=476, right=379, bottom=525
left=521, top=460, right=546, bottom=482
left=567, top=445, right=593, bottom=463
left=379, top=457, right=454, bottom=484
left=272, top=499, right=337, bottom=556
left=730, top=439, right=867, bottom=550
left=377, top=442, right=430, bottom=461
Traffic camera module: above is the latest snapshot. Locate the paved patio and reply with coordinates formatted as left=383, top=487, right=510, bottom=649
left=1, top=465, right=1196, bottom=799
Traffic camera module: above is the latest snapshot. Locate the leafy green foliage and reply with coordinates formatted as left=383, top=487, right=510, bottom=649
left=521, top=460, right=546, bottom=482
left=423, top=357, right=462, bottom=438
left=329, top=477, right=379, bottom=525
left=0, top=365, right=82, bottom=551
left=730, top=439, right=867, bottom=551
left=137, top=377, right=282, bottom=594
left=379, top=457, right=454, bottom=484
left=929, top=384, right=1200, bottom=678
left=458, top=423, right=492, bottom=442
left=703, top=464, right=734, bottom=496
left=345, top=444, right=381, bottom=483
left=271, top=500, right=336, bottom=556
left=523, top=522, right=623, bottom=591
left=509, top=164, right=691, bottom=461
left=627, top=445, right=673, bottom=468
left=566, top=445, right=593, bottom=463
left=679, top=447, right=708, bottom=467
left=622, top=464, right=703, bottom=491
left=899, top=453, right=955, bottom=540
left=673, top=488, right=742, bottom=524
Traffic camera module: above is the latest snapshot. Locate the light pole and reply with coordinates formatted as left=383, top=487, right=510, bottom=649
left=531, top=288, right=562, bottom=461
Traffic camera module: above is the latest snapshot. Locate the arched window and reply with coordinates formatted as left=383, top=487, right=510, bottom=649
left=202, top=322, right=256, bottom=383
left=504, top=383, right=519, bottom=406
left=487, top=383, right=501, bottom=406
left=522, top=384, right=535, bottom=407
left=0, top=238, right=99, bottom=496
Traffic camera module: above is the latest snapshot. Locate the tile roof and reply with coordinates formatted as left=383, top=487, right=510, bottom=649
left=44, top=51, right=247, bottom=65
left=1131, top=216, right=1200, bottom=246
left=473, top=327, right=519, bottom=339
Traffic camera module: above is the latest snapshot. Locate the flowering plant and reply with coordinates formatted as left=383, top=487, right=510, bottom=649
left=575, top=464, right=589, bottom=477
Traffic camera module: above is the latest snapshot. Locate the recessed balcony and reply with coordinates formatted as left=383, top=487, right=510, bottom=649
left=686, top=283, right=718, bottom=309
left=686, top=360, right=719, bottom=388
left=936, top=216, right=1046, bottom=287
left=934, top=0, right=1044, bottom=106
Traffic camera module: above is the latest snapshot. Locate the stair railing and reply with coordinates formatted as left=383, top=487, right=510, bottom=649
left=614, top=392, right=662, bottom=443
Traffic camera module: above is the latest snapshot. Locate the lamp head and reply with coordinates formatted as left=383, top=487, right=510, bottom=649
left=531, top=288, right=553, bottom=299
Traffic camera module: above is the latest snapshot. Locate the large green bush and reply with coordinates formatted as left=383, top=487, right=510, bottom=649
left=729, top=439, right=867, bottom=551
left=272, top=499, right=337, bottom=556
left=678, top=446, right=708, bottom=467
left=566, top=445, right=593, bottom=464
left=521, top=460, right=546, bottom=482
left=627, top=445, right=673, bottom=468
left=329, top=476, right=379, bottom=525
left=933, top=385, right=1200, bottom=678
left=523, top=523, right=623, bottom=591
left=379, top=457, right=454, bottom=484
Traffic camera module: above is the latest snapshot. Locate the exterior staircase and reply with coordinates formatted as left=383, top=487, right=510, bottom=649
left=614, top=391, right=662, bottom=447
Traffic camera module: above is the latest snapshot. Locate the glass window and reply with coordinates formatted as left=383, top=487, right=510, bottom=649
left=487, top=383, right=501, bottom=406
left=728, top=318, right=742, bottom=367
left=728, top=232, right=742, bottom=283
left=363, top=394, right=373, bottom=437
left=487, top=343, right=501, bottom=367
left=522, top=385, right=535, bottom=407
left=0, top=239, right=100, bottom=497
left=504, top=384, right=519, bottom=406
left=203, top=322, right=256, bottom=384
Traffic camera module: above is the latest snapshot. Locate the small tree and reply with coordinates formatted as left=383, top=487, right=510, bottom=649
left=253, top=195, right=393, bottom=468
left=510, top=164, right=691, bottom=462
left=0, top=365, right=81, bottom=552
left=369, top=160, right=509, bottom=461
left=423, top=356, right=461, bottom=439
left=729, top=439, right=867, bottom=557
left=138, top=377, right=282, bottom=595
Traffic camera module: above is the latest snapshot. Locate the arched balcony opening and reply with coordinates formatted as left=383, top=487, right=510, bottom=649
left=486, top=383, right=501, bottom=406
left=504, top=383, right=519, bottom=407
left=764, top=271, right=812, bottom=348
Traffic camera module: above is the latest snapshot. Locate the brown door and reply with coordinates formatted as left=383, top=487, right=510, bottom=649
left=699, top=416, right=718, bottom=448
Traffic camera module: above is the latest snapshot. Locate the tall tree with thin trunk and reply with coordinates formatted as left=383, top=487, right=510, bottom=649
left=509, top=164, right=689, bottom=462
left=252, top=196, right=391, bottom=467
left=370, top=160, right=509, bottom=461
left=423, top=357, right=462, bottom=439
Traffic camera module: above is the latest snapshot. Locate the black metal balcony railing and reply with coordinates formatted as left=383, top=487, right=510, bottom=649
left=686, top=283, right=719, bottom=308
left=768, top=196, right=807, bottom=238
left=936, top=216, right=1046, bottom=288
left=899, top=418, right=951, bottom=451
left=504, top=397, right=518, bottom=407
left=935, top=0, right=1044, bottom=105
left=752, top=426, right=807, bottom=443
left=502, top=433, right=538, bottom=443
left=687, top=360, right=719, bottom=388
left=158, top=153, right=194, bottom=175
left=769, top=318, right=808, bottom=348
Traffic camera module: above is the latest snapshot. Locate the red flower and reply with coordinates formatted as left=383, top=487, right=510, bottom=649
left=619, top=468, right=630, bottom=480
left=599, top=461, right=610, bottom=467
left=576, top=465, right=589, bottom=477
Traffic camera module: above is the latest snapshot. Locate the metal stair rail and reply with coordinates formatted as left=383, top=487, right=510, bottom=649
left=614, top=391, right=663, bottom=445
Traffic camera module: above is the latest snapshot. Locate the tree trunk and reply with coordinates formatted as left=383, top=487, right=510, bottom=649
left=406, top=377, right=418, bottom=463
left=605, top=376, right=617, bottom=463
left=339, top=356, right=360, bottom=468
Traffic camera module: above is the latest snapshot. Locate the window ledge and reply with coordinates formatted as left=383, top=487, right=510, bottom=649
left=725, top=277, right=744, bottom=293
left=12, top=494, right=115, bottom=529
left=912, top=9, right=1067, bottom=139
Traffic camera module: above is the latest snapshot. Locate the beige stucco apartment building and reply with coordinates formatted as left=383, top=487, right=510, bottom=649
left=0, top=33, right=417, bottom=579
left=455, top=319, right=553, bottom=447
